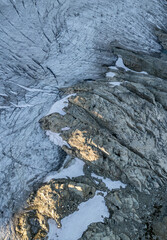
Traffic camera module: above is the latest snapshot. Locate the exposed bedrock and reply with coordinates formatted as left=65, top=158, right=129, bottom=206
left=3, top=2, right=167, bottom=237
left=38, top=47, right=167, bottom=239
left=40, top=55, right=167, bottom=193
left=1, top=0, right=167, bottom=238
left=80, top=186, right=167, bottom=240
left=14, top=178, right=96, bottom=239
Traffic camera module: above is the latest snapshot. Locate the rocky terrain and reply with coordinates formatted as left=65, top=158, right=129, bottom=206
left=1, top=0, right=167, bottom=239
left=12, top=42, right=167, bottom=239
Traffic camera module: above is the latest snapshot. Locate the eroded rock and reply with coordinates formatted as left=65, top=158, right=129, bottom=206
left=13, top=46, right=167, bottom=239
left=14, top=178, right=96, bottom=239
left=40, top=72, right=167, bottom=193
left=39, top=47, right=167, bottom=239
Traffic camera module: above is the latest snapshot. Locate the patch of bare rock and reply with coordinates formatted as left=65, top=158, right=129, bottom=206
left=15, top=42, right=167, bottom=239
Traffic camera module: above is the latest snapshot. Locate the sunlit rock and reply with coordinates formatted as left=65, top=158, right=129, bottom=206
left=14, top=179, right=96, bottom=239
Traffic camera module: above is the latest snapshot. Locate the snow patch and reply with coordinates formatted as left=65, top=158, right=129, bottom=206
left=107, top=57, right=148, bottom=75
left=116, top=57, right=130, bottom=71
left=48, top=94, right=76, bottom=115
left=0, top=106, right=10, bottom=109
left=109, top=82, right=122, bottom=86
left=140, top=71, right=148, bottom=75
left=46, top=94, right=76, bottom=147
left=44, top=158, right=84, bottom=182
left=92, top=173, right=126, bottom=190
left=109, top=66, right=118, bottom=70
left=61, top=127, right=70, bottom=131
left=10, top=91, right=17, bottom=95
left=0, top=93, right=8, bottom=97
left=46, top=131, right=70, bottom=148
left=116, top=57, right=148, bottom=74
left=47, top=194, right=109, bottom=240
left=106, top=72, right=116, bottom=78
left=44, top=93, right=126, bottom=240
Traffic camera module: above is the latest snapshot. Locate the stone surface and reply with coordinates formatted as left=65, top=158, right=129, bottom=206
left=14, top=178, right=96, bottom=239
left=40, top=69, right=167, bottom=193
left=1, top=0, right=167, bottom=239
left=39, top=47, right=167, bottom=239
left=80, top=186, right=167, bottom=240
left=156, top=28, right=167, bottom=51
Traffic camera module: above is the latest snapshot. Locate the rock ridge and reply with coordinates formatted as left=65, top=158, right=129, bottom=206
left=15, top=46, right=167, bottom=239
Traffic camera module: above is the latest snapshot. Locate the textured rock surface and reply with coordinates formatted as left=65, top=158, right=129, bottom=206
left=40, top=66, right=167, bottom=193
left=14, top=178, right=96, bottom=239
left=80, top=186, right=167, bottom=240
left=39, top=47, right=167, bottom=239
left=1, top=0, right=167, bottom=239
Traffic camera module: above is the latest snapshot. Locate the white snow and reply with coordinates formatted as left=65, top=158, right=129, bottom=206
left=0, top=106, right=10, bottom=109
left=47, top=194, right=109, bottom=240
left=116, top=57, right=130, bottom=71
left=107, top=56, right=148, bottom=76
left=48, top=94, right=76, bottom=115
left=45, top=156, right=126, bottom=240
left=45, top=92, right=126, bottom=240
left=109, top=82, right=122, bottom=86
left=44, top=158, right=84, bottom=182
left=46, top=95, right=76, bottom=147
left=116, top=57, right=148, bottom=74
left=46, top=131, right=70, bottom=148
left=10, top=91, right=17, bottom=95
left=0, top=93, right=8, bottom=97
left=44, top=139, right=127, bottom=240
left=140, top=71, right=148, bottom=75
left=61, top=127, right=70, bottom=131
left=106, top=72, right=116, bottom=78
left=109, top=66, right=118, bottom=70
left=91, top=173, right=126, bottom=190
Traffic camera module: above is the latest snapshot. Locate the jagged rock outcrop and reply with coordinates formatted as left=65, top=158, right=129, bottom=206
left=155, top=28, right=167, bottom=52
left=38, top=47, right=167, bottom=239
left=40, top=62, right=167, bottom=193
left=80, top=186, right=167, bottom=240
left=1, top=0, right=167, bottom=238
left=2, top=2, right=167, bottom=238
left=14, top=178, right=96, bottom=239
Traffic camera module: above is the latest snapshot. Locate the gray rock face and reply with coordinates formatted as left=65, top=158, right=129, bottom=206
left=80, top=186, right=167, bottom=240
left=1, top=0, right=167, bottom=239
left=14, top=178, right=96, bottom=239
left=156, top=28, right=167, bottom=52
left=40, top=47, right=167, bottom=239
left=40, top=66, right=167, bottom=193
